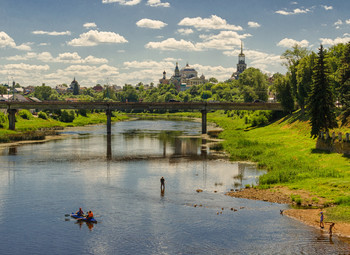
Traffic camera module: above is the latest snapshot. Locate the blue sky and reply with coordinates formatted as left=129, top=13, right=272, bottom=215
left=0, top=0, right=349, bottom=87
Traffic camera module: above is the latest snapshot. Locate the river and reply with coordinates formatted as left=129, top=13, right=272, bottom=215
left=0, top=119, right=349, bottom=254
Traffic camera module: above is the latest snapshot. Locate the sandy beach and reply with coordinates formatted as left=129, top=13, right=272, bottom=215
left=226, top=186, right=350, bottom=238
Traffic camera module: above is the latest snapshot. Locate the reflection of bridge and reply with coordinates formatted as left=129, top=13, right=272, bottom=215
left=0, top=101, right=283, bottom=133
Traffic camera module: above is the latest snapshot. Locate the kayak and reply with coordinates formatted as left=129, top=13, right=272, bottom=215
left=70, top=213, right=97, bottom=223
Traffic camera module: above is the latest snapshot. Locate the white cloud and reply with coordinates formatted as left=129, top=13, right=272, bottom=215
left=83, top=22, right=97, bottom=29
left=136, top=19, right=167, bottom=29
left=102, top=0, right=141, bottom=6
left=6, top=51, right=108, bottom=64
left=145, top=31, right=251, bottom=52
left=123, top=59, right=174, bottom=69
left=44, top=64, right=120, bottom=87
left=32, top=30, right=71, bottom=36
left=67, top=30, right=128, bottom=47
left=177, top=28, right=194, bottom=35
left=0, top=31, right=16, bottom=48
left=322, top=5, right=333, bottom=11
left=145, top=38, right=200, bottom=51
left=224, top=49, right=283, bottom=73
left=0, top=31, right=31, bottom=51
left=275, top=8, right=310, bottom=15
left=146, top=0, right=170, bottom=8
left=15, top=43, right=32, bottom=51
left=178, top=15, right=243, bottom=31
left=248, top=21, right=261, bottom=28
left=197, top=31, right=251, bottom=50
left=334, top=19, right=343, bottom=26
left=320, top=36, right=350, bottom=45
left=277, top=38, right=309, bottom=48
left=121, top=59, right=234, bottom=84
left=3, top=63, right=50, bottom=71
left=346, top=19, right=350, bottom=25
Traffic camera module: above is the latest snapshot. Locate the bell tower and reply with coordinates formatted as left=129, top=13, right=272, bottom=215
left=237, top=41, right=247, bottom=74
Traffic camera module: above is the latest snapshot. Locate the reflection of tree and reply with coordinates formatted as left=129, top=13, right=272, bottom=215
left=233, top=163, right=246, bottom=188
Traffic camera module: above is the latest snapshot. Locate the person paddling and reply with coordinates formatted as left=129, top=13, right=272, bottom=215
left=86, top=211, right=94, bottom=220
left=76, top=208, right=84, bottom=216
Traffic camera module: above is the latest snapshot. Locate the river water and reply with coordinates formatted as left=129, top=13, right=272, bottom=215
left=0, top=119, right=349, bottom=255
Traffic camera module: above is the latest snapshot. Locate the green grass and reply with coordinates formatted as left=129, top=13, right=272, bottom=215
left=207, top=111, right=350, bottom=222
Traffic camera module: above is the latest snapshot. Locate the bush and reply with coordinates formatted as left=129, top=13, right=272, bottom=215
left=60, top=110, right=75, bottom=122
left=0, top=111, right=7, bottom=128
left=18, top=110, right=33, bottom=120
left=77, top=109, right=88, bottom=117
left=38, top=111, right=48, bottom=120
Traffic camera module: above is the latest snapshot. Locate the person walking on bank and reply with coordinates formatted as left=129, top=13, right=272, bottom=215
left=320, top=211, right=324, bottom=229
left=160, top=177, right=165, bottom=192
left=329, top=222, right=335, bottom=235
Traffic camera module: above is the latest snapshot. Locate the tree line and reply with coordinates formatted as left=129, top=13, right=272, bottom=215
left=1, top=42, right=349, bottom=137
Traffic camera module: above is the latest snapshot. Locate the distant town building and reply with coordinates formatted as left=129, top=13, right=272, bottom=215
left=56, top=84, right=68, bottom=94
left=231, top=41, right=247, bottom=80
left=68, top=77, right=80, bottom=95
left=160, top=62, right=207, bottom=91
left=92, top=84, right=103, bottom=92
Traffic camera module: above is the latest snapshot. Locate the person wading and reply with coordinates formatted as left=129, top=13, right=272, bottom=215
left=160, top=177, right=165, bottom=192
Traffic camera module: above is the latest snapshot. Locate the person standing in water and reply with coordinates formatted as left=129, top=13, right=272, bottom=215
left=160, top=177, right=165, bottom=191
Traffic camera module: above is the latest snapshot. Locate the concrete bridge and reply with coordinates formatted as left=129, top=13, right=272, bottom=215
left=0, top=101, right=283, bottom=134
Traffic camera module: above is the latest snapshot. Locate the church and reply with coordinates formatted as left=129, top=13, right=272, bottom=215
left=159, top=62, right=207, bottom=92
left=231, top=41, right=247, bottom=80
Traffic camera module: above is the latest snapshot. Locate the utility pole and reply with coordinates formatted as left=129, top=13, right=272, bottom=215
left=12, top=80, right=15, bottom=101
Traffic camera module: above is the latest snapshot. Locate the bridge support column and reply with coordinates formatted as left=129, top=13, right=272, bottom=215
left=201, top=110, right=207, bottom=134
left=8, top=109, right=16, bottom=130
left=106, top=109, right=112, bottom=135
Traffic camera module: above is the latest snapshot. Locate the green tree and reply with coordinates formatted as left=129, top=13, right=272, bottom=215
left=0, top=111, right=7, bottom=128
left=209, top=77, right=218, bottom=83
left=281, top=44, right=309, bottom=102
left=34, top=84, right=52, bottom=100
left=239, top=67, right=268, bottom=102
left=0, top=85, right=7, bottom=95
left=296, top=52, right=316, bottom=113
left=275, top=75, right=295, bottom=113
left=338, top=42, right=350, bottom=125
left=308, top=45, right=338, bottom=138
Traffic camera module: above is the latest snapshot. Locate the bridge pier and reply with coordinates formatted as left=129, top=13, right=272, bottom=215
left=106, top=109, right=112, bottom=135
left=8, top=109, right=16, bottom=130
left=201, top=110, right=207, bottom=134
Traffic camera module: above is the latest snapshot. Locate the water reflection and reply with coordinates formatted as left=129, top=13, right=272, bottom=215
left=8, top=146, right=17, bottom=155
left=0, top=119, right=349, bottom=254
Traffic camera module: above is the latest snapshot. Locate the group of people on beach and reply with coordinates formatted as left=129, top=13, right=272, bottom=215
left=320, top=211, right=336, bottom=235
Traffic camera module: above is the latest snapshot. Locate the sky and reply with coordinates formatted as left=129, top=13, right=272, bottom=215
left=0, top=0, right=349, bottom=88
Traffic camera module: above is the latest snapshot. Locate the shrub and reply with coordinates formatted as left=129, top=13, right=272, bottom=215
left=60, top=110, right=75, bottom=122
left=18, top=110, right=33, bottom=120
left=38, top=111, right=48, bottom=120
left=0, top=111, right=7, bottom=128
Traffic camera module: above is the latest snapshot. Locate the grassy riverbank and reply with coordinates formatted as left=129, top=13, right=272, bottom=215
left=207, top=111, right=350, bottom=223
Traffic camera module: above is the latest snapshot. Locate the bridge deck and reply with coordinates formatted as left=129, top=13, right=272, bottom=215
left=0, top=101, right=283, bottom=111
